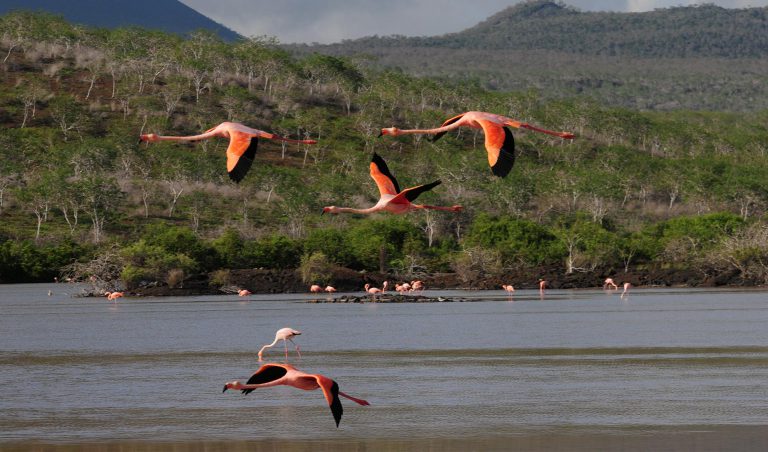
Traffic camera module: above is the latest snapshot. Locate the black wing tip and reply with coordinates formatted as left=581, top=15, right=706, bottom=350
left=490, top=128, right=515, bottom=178
left=228, top=156, right=254, bottom=183
left=330, top=381, right=343, bottom=428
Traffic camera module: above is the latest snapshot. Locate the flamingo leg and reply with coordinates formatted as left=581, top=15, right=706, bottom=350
left=283, top=340, right=289, bottom=361
left=289, top=338, right=301, bottom=358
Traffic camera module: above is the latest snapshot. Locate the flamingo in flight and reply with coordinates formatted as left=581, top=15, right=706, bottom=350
left=139, top=122, right=317, bottom=183
left=258, top=327, right=302, bottom=362
left=322, top=153, right=462, bottom=215
left=223, top=363, right=370, bottom=427
left=380, top=111, right=574, bottom=178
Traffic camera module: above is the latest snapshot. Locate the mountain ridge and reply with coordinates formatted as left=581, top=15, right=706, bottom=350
left=0, top=0, right=241, bottom=41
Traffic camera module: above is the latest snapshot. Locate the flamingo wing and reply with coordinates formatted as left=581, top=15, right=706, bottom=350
left=390, top=180, right=441, bottom=204
left=226, top=131, right=258, bottom=183
left=478, top=120, right=515, bottom=178
left=430, top=113, right=465, bottom=142
left=241, top=363, right=289, bottom=395
left=314, top=376, right=343, bottom=427
left=370, top=153, right=400, bottom=196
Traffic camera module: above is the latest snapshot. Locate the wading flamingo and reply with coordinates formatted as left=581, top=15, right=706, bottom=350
left=501, top=284, right=515, bottom=294
left=258, top=328, right=301, bottom=361
left=380, top=111, right=574, bottom=178
left=322, top=153, right=462, bottom=215
left=621, top=282, right=631, bottom=299
left=223, top=362, right=370, bottom=427
left=410, top=280, right=424, bottom=293
left=310, top=284, right=323, bottom=293
left=324, top=286, right=337, bottom=293
left=140, top=122, right=317, bottom=183
left=364, top=283, right=382, bottom=298
left=538, top=279, right=547, bottom=291
left=105, top=291, right=124, bottom=301
left=238, top=289, right=252, bottom=297
left=603, top=278, right=618, bottom=290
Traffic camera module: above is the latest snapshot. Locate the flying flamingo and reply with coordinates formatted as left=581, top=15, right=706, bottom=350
left=603, top=278, right=618, bottom=290
left=322, top=153, right=462, bottom=215
left=258, top=328, right=302, bottom=362
left=139, top=122, right=317, bottom=183
left=238, top=289, right=252, bottom=297
left=501, top=284, right=515, bottom=294
left=324, top=286, right=337, bottom=293
left=223, top=362, right=370, bottom=427
left=310, top=285, right=323, bottom=293
left=380, top=111, right=574, bottom=178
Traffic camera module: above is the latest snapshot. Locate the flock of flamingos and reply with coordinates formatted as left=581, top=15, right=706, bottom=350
left=136, top=112, right=635, bottom=427
left=135, top=111, right=640, bottom=426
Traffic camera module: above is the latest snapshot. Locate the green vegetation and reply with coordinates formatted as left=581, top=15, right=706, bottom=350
left=1, top=11, right=768, bottom=288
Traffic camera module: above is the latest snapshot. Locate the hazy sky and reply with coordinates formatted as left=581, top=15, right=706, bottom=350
left=180, top=0, right=768, bottom=44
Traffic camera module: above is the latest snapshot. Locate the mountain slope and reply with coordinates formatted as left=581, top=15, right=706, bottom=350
left=291, top=1, right=768, bottom=111
left=0, top=0, right=241, bottom=41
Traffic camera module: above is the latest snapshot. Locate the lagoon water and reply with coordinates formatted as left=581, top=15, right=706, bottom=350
left=2, top=284, right=768, bottom=450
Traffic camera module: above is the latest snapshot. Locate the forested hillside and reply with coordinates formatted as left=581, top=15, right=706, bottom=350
left=1, top=12, right=767, bottom=290
left=292, top=1, right=768, bottom=111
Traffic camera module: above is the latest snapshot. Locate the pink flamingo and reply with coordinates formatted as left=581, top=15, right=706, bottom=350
left=539, top=279, right=547, bottom=291
left=603, top=278, right=618, bottom=290
left=140, top=122, right=317, bottom=183
left=322, top=153, right=462, bottom=215
left=238, top=289, right=252, bottom=297
left=310, top=285, right=323, bottom=293
left=364, top=283, right=383, bottom=300
left=410, top=280, right=424, bottom=293
left=223, top=363, right=370, bottom=427
left=324, top=286, right=337, bottom=293
left=258, top=328, right=301, bottom=361
left=621, top=282, right=631, bottom=298
left=501, top=284, right=515, bottom=294
left=380, top=111, right=574, bottom=178
left=104, top=291, right=124, bottom=301
left=395, top=283, right=407, bottom=293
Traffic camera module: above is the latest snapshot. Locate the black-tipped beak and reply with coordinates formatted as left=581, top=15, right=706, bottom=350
left=377, top=131, right=383, bottom=137
left=138, top=138, right=143, bottom=144
left=223, top=385, right=228, bottom=393
left=321, top=209, right=325, bottom=215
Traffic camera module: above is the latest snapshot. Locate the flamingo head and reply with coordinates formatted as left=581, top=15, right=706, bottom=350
left=223, top=381, right=243, bottom=392
left=321, top=206, right=339, bottom=215
left=379, top=127, right=400, bottom=137
left=139, top=133, right=159, bottom=143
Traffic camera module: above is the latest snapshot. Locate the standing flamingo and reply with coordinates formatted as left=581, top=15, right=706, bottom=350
left=258, top=328, right=302, bottom=361
left=310, top=285, right=323, bottom=293
left=501, top=284, right=515, bottom=294
left=380, top=111, right=574, bottom=177
left=139, top=122, right=317, bottom=183
left=223, top=363, right=370, bottom=427
left=238, top=289, right=252, bottom=297
left=324, top=286, right=337, bottom=293
left=322, top=153, right=462, bottom=215
left=603, top=278, right=618, bottom=290
left=105, top=291, right=124, bottom=301
left=410, top=280, right=424, bottom=293
left=621, top=282, right=631, bottom=299
left=364, top=283, right=383, bottom=300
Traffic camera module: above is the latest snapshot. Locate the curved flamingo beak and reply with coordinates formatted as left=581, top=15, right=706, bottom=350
left=222, top=385, right=229, bottom=393
left=320, top=209, right=325, bottom=215
left=377, top=130, right=383, bottom=137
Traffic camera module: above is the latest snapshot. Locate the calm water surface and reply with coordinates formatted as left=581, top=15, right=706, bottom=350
left=2, top=284, right=768, bottom=450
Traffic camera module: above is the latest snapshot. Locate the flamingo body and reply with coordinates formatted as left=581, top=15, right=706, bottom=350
left=238, top=289, right=252, bottom=297
left=309, top=285, right=323, bottom=293
left=324, top=286, right=337, bottom=293
left=140, top=122, right=317, bottom=183
left=501, top=284, right=515, bottom=293
left=323, top=153, right=461, bottom=215
left=380, top=111, right=574, bottom=178
left=258, top=327, right=302, bottom=361
left=223, top=363, right=370, bottom=427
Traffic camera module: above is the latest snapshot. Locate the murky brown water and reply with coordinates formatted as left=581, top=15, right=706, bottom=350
left=2, top=284, right=768, bottom=450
